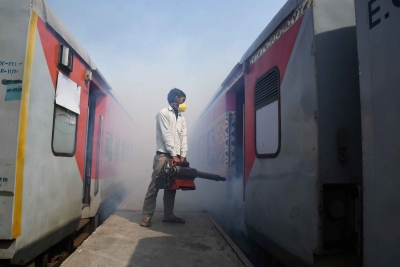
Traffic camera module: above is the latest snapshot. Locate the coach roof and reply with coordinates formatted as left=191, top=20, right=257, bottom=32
left=32, top=0, right=112, bottom=91
left=240, top=0, right=304, bottom=64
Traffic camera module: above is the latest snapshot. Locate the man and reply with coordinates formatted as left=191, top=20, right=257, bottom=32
left=140, top=88, right=188, bottom=227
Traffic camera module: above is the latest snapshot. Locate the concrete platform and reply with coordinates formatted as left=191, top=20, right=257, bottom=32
left=61, top=210, right=253, bottom=267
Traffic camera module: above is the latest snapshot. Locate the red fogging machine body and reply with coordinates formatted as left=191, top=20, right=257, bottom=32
left=155, top=160, right=226, bottom=190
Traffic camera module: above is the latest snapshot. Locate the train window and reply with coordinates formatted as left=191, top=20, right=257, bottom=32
left=199, top=135, right=206, bottom=164
left=52, top=105, right=78, bottom=156
left=207, top=129, right=214, bottom=164
left=254, top=66, right=280, bottom=158
left=114, top=137, right=120, bottom=161
left=105, top=133, right=113, bottom=161
left=127, top=142, right=130, bottom=160
left=121, top=140, right=126, bottom=161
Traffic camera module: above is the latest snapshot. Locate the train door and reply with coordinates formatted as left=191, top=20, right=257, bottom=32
left=82, top=91, right=95, bottom=204
left=235, top=87, right=245, bottom=202
left=83, top=83, right=105, bottom=205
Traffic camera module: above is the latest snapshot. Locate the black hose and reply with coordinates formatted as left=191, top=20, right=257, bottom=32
left=196, top=171, right=226, bottom=181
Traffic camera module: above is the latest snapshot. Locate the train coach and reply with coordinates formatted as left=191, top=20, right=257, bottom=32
left=190, top=0, right=400, bottom=266
left=356, top=0, right=400, bottom=266
left=0, top=0, right=140, bottom=265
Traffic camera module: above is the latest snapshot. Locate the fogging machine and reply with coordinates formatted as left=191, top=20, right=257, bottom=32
left=155, top=160, right=226, bottom=190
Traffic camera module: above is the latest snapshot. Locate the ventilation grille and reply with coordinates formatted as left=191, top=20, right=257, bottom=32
left=255, top=69, right=279, bottom=110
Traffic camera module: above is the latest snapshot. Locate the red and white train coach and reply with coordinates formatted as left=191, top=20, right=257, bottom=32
left=0, top=0, right=139, bottom=265
left=191, top=0, right=363, bottom=266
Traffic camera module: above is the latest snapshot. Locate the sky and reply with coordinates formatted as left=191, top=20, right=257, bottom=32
left=45, top=0, right=287, bottom=155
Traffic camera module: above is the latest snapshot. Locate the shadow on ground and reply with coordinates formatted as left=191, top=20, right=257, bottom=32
left=61, top=211, right=249, bottom=267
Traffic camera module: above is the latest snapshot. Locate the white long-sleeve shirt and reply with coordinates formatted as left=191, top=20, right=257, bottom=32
left=156, top=105, right=188, bottom=157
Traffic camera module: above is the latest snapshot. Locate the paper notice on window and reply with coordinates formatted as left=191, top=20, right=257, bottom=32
left=56, top=72, right=81, bottom=114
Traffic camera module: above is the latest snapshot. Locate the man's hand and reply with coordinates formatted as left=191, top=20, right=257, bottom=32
left=180, top=157, right=186, bottom=162
left=172, top=156, right=181, bottom=163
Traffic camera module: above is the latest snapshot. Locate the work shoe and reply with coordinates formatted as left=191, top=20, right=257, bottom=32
left=162, top=216, right=185, bottom=223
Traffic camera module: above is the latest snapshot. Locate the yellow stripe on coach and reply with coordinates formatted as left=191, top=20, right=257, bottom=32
left=12, top=10, right=38, bottom=238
